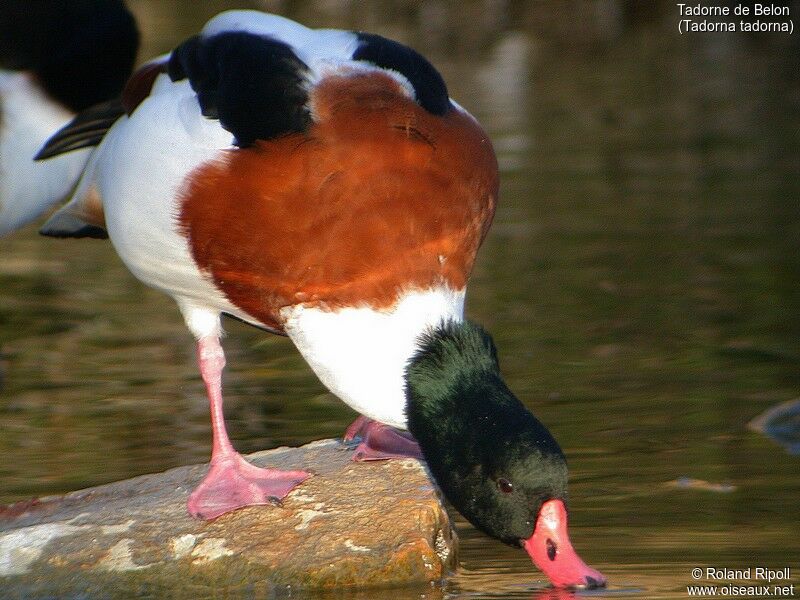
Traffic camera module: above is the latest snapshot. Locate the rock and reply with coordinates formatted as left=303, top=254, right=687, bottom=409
left=0, top=439, right=457, bottom=597
left=748, top=398, right=800, bottom=455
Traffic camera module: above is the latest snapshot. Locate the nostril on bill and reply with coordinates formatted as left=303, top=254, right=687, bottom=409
left=545, top=538, right=557, bottom=561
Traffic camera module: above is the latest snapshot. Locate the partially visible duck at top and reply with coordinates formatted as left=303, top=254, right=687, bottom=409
left=37, top=10, right=606, bottom=589
left=0, top=0, right=138, bottom=236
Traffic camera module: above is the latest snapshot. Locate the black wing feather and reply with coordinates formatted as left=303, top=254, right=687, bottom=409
left=353, top=33, right=451, bottom=116
left=38, top=30, right=313, bottom=160
left=35, top=98, right=126, bottom=160
left=168, top=32, right=311, bottom=147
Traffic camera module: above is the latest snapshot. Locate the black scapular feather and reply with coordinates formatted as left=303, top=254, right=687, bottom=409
left=168, top=31, right=312, bottom=146
left=353, top=32, right=451, bottom=116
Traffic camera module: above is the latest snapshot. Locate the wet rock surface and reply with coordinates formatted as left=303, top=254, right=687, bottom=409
left=0, top=439, right=457, bottom=597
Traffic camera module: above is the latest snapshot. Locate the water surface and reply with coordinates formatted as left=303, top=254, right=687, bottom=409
left=1, top=1, right=798, bottom=598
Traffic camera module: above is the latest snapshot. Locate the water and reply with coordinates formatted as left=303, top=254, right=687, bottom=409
left=1, top=1, right=798, bottom=598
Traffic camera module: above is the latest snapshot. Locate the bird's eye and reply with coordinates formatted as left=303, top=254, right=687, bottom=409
left=497, top=478, right=514, bottom=493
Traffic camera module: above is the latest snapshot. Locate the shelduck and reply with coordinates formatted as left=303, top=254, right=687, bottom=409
left=37, top=10, right=606, bottom=588
left=0, top=0, right=138, bottom=236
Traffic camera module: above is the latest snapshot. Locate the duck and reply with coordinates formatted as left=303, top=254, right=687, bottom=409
left=0, top=0, right=138, bottom=236
left=36, top=10, right=606, bottom=589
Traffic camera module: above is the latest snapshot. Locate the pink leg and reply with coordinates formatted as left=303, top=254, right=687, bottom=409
left=343, top=416, right=423, bottom=462
left=343, top=415, right=372, bottom=442
left=187, top=336, right=310, bottom=520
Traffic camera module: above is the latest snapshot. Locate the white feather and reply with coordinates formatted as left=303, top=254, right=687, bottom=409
left=94, top=75, right=247, bottom=329
left=86, top=12, right=469, bottom=425
left=0, top=71, right=90, bottom=236
left=282, top=287, right=465, bottom=429
left=199, top=10, right=414, bottom=103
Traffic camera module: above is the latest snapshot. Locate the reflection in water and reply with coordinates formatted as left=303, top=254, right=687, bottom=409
left=0, top=1, right=798, bottom=599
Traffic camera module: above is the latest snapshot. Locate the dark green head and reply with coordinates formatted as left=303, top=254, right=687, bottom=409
left=405, top=320, right=606, bottom=588
left=405, top=320, right=567, bottom=544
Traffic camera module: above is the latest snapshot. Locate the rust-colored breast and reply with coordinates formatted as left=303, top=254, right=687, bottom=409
left=178, top=72, right=498, bottom=331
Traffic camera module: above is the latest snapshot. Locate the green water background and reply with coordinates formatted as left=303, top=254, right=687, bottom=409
left=1, top=1, right=798, bottom=598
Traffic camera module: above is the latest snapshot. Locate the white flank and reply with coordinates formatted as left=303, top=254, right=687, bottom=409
left=282, top=287, right=465, bottom=429
left=93, top=75, right=252, bottom=331
left=0, top=71, right=90, bottom=236
left=76, top=11, right=474, bottom=426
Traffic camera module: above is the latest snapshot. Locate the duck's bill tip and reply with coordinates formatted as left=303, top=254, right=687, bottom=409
left=523, top=499, right=607, bottom=589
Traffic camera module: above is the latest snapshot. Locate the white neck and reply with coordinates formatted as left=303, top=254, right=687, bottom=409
left=281, top=286, right=465, bottom=429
